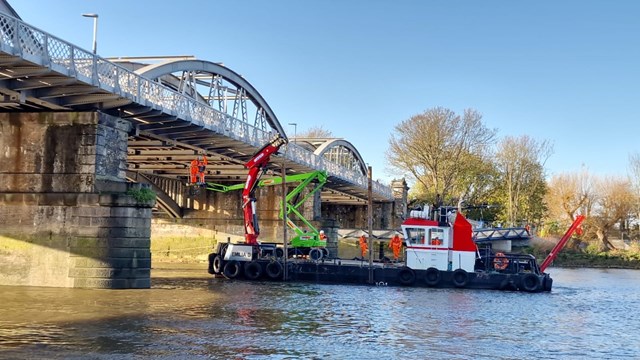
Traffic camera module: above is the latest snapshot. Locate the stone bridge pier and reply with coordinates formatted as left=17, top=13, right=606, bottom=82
left=0, top=112, right=152, bottom=289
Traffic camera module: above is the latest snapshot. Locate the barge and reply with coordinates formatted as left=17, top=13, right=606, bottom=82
left=207, top=208, right=584, bottom=293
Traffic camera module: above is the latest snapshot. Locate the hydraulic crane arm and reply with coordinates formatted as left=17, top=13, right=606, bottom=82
left=240, top=134, right=287, bottom=245
left=540, top=215, right=585, bottom=272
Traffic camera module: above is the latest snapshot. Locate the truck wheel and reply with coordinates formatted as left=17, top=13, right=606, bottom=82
left=309, top=248, right=322, bottom=261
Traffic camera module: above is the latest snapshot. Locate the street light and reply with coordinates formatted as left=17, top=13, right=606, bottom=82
left=288, top=123, right=297, bottom=143
left=82, top=13, right=98, bottom=54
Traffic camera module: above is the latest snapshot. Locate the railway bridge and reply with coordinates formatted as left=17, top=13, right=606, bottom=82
left=0, top=7, right=406, bottom=288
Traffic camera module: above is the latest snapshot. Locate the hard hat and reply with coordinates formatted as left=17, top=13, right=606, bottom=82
left=319, top=230, right=325, bottom=234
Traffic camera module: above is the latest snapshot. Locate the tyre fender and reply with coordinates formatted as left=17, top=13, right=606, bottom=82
left=212, top=255, right=223, bottom=274
left=222, top=260, right=241, bottom=279
left=397, top=267, right=416, bottom=286
left=543, top=274, right=553, bottom=292
left=265, top=261, right=284, bottom=280
left=452, top=269, right=469, bottom=288
left=244, top=261, right=263, bottom=280
left=521, top=273, right=541, bottom=292
left=425, top=267, right=441, bottom=287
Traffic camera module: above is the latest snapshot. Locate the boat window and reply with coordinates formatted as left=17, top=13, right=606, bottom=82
left=429, top=229, right=444, bottom=246
left=405, top=227, right=427, bottom=245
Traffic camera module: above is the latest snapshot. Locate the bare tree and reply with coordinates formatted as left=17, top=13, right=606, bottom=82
left=297, top=125, right=333, bottom=139
left=587, top=177, right=636, bottom=251
left=546, top=169, right=593, bottom=225
left=494, top=135, right=552, bottom=226
left=386, top=107, right=496, bottom=204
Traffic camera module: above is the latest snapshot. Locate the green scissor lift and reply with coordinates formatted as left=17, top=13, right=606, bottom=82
left=206, top=170, right=329, bottom=251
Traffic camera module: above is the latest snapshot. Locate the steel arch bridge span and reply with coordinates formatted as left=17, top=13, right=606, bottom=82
left=313, top=139, right=368, bottom=176
left=131, top=59, right=286, bottom=137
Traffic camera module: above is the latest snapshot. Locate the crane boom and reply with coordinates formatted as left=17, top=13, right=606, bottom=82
left=539, top=215, right=585, bottom=272
left=241, top=134, right=287, bottom=245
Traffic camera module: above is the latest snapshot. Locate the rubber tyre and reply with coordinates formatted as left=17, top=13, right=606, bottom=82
left=397, top=267, right=416, bottom=286
left=207, top=253, right=216, bottom=274
left=424, top=267, right=441, bottom=287
left=309, top=248, right=322, bottom=261
left=321, top=247, right=329, bottom=259
left=244, top=261, right=263, bottom=280
left=265, top=261, right=284, bottom=280
left=223, top=260, right=241, bottom=279
left=452, top=269, right=469, bottom=288
left=275, top=247, right=285, bottom=259
left=543, top=275, right=553, bottom=292
left=212, top=255, right=223, bottom=274
left=521, top=273, right=541, bottom=292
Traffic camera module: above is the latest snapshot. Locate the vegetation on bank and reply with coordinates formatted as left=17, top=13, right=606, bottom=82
left=525, top=244, right=640, bottom=269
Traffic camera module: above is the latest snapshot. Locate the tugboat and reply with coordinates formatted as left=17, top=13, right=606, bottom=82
left=397, top=206, right=580, bottom=292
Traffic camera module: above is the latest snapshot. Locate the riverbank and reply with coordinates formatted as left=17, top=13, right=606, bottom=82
left=527, top=247, right=640, bottom=269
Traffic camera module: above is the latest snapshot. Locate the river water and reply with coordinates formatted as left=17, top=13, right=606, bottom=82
left=0, top=266, right=638, bottom=360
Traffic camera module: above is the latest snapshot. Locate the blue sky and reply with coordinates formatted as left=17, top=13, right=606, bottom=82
left=9, top=1, right=640, bottom=183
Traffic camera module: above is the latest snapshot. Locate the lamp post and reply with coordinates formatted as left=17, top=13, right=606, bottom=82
left=288, top=123, right=297, bottom=144
left=82, top=13, right=98, bottom=54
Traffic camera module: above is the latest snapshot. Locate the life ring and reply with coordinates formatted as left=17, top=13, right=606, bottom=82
left=265, top=261, right=283, bottom=280
left=452, top=269, right=469, bottom=288
left=244, top=261, right=262, bottom=280
left=223, top=260, right=241, bottom=279
left=212, top=255, right=223, bottom=274
left=425, top=267, right=441, bottom=287
left=493, top=252, right=509, bottom=271
left=309, top=248, right=323, bottom=261
left=521, top=273, right=541, bottom=292
left=397, top=267, right=416, bottom=286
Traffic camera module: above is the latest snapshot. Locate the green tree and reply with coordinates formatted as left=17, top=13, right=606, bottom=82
left=386, top=107, right=496, bottom=206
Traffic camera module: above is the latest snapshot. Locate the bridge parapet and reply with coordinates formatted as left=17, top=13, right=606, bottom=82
left=0, top=12, right=392, bottom=200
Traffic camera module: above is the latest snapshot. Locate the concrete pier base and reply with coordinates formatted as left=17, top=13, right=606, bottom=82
left=0, top=112, right=152, bottom=288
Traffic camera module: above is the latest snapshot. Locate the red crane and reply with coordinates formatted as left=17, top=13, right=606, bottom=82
left=540, top=215, right=585, bottom=272
left=242, top=134, right=288, bottom=245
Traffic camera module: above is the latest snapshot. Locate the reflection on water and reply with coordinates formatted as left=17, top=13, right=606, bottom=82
left=1, top=265, right=639, bottom=359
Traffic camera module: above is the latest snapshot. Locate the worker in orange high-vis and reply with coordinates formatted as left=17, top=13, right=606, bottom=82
left=389, top=234, right=403, bottom=261
left=359, top=234, right=368, bottom=259
left=190, top=155, right=208, bottom=184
